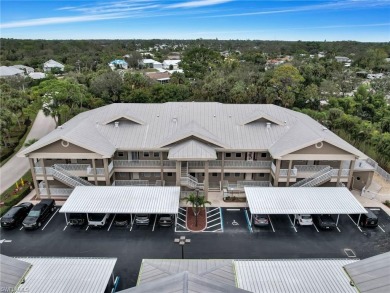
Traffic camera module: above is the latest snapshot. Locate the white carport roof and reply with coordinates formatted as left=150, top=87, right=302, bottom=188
left=16, top=257, right=116, bottom=293
left=245, top=187, right=367, bottom=214
left=60, top=186, right=180, bottom=214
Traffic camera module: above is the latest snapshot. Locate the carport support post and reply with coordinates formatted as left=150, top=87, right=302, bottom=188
left=337, top=161, right=343, bottom=185
left=176, top=161, right=181, bottom=186
left=293, top=214, right=296, bottom=227
left=160, top=152, right=164, bottom=182
left=336, top=214, right=340, bottom=226
left=29, top=158, right=40, bottom=199
left=347, top=160, right=356, bottom=189
left=357, top=214, right=361, bottom=226
left=273, top=159, right=281, bottom=187
left=64, top=213, right=68, bottom=224
left=42, top=159, right=51, bottom=198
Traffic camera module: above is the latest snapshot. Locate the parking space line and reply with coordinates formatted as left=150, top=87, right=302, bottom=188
left=207, top=223, right=222, bottom=229
left=313, top=223, right=320, bottom=233
left=268, top=215, right=275, bottom=232
left=85, top=226, right=89, bottom=231
left=129, top=217, right=135, bottom=231
left=178, top=212, right=186, bottom=217
left=219, top=208, right=224, bottom=232
left=207, top=208, right=219, bottom=213
left=107, top=214, right=116, bottom=231
left=152, top=215, right=157, bottom=231
left=176, top=222, right=187, bottom=229
left=336, top=226, right=341, bottom=232
left=347, top=215, right=363, bottom=232
left=287, top=215, right=297, bottom=232
left=19, top=226, right=24, bottom=231
left=207, top=213, right=219, bottom=218
left=378, top=225, right=385, bottom=233
left=42, top=209, right=59, bottom=230
left=244, top=209, right=253, bottom=233
left=207, top=217, right=220, bottom=224
left=226, top=208, right=240, bottom=211
left=63, top=224, right=68, bottom=231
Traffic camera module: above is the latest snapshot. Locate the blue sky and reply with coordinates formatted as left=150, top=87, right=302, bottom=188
left=1, top=0, right=390, bottom=41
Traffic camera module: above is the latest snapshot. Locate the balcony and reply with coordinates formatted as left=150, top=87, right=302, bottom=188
left=34, top=164, right=106, bottom=177
left=112, top=180, right=165, bottom=186
left=188, top=160, right=272, bottom=169
left=271, top=163, right=297, bottom=177
left=113, top=160, right=175, bottom=168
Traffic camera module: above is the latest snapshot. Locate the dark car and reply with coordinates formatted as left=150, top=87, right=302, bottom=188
left=158, top=214, right=174, bottom=227
left=114, top=214, right=130, bottom=227
left=69, top=213, right=87, bottom=226
left=135, top=214, right=150, bottom=226
left=253, top=214, right=270, bottom=227
left=313, top=214, right=336, bottom=230
left=22, top=199, right=56, bottom=230
left=359, top=209, right=379, bottom=228
left=1, top=202, right=33, bottom=229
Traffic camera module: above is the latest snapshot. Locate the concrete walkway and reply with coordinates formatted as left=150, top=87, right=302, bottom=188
left=0, top=110, right=56, bottom=194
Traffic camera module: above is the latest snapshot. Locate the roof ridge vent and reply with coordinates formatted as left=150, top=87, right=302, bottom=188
left=115, top=121, right=119, bottom=128
left=96, top=121, right=99, bottom=128
left=266, top=122, right=271, bottom=129
left=322, top=126, right=328, bottom=131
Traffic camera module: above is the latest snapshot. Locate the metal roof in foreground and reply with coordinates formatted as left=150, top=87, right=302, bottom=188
left=0, top=254, right=31, bottom=292
left=60, top=186, right=180, bottom=214
left=245, top=187, right=367, bottom=214
left=16, top=257, right=116, bottom=293
left=235, top=259, right=358, bottom=293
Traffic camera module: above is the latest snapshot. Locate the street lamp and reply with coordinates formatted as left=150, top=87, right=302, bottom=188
left=174, top=236, right=191, bottom=259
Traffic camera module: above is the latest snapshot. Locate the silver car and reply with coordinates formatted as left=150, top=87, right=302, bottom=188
left=135, top=214, right=150, bottom=226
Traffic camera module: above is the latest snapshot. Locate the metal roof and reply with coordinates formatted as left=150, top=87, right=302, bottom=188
left=43, top=59, right=64, bottom=68
left=20, top=102, right=367, bottom=159
left=16, top=257, right=116, bottom=293
left=0, top=66, right=24, bottom=76
left=60, top=186, right=180, bottom=214
left=344, top=251, right=390, bottom=293
left=0, top=254, right=31, bottom=292
left=234, top=259, right=358, bottom=293
left=168, top=139, right=217, bottom=160
left=245, top=187, right=368, bottom=214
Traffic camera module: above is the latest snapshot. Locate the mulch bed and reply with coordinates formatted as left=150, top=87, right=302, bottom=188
left=186, top=207, right=207, bottom=231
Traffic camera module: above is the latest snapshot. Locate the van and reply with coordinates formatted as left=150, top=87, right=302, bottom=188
left=87, top=213, right=110, bottom=228
left=359, top=209, right=378, bottom=228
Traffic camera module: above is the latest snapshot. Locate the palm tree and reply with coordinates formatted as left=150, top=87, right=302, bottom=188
left=183, top=192, right=211, bottom=227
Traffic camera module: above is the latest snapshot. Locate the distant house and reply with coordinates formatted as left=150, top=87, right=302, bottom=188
left=0, top=66, right=24, bottom=77
left=167, top=52, right=181, bottom=60
left=43, top=59, right=65, bottom=72
left=367, top=73, right=384, bottom=79
left=12, top=65, right=34, bottom=74
left=140, top=59, right=162, bottom=69
left=145, top=71, right=171, bottom=84
left=109, top=59, right=128, bottom=70
left=162, top=60, right=181, bottom=70
left=28, top=72, right=46, bottom=80
left=335, top=56, right=352, bottom=63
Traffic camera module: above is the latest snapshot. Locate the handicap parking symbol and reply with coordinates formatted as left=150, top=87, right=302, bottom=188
left=232, top=220, right=239, bottom=226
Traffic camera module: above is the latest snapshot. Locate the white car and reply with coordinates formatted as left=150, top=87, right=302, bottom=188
left=295, top=214, right=313, bottom=226
left=87, top=213, right=110, bottom=228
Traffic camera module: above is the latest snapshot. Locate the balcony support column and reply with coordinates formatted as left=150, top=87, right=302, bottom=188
left=160, top=152, right=164, bottom=182
left=204, top=161, right=209, bottom=200
left=29, top=158, right=40, bottom=199
left=103, top=158, right=110, bottom=186
left=286, top=160, right=293, bottom=187
left=176, top=161, right=181, bottom=186
left=337, top=161, right=343, bottom=185
left=347, top=160, right=355, bottom=189
left=42, top=159, right=51, bottom=198
left=92, top=159, right=98, bottom=185
left=273, top=159, right=281, bottom=187
left=221, top=154, right=225, bottom=183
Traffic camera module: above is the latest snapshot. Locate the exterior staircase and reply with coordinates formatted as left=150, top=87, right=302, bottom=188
left=52, top=164, right=94, bottom=188
left=291, top=166, right=333, bottom=187
left=180, top=162, right=204, bottom=190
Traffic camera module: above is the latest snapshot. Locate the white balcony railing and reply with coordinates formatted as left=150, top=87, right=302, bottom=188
left=113, top=180, right=150, bottom=186
left=188, top=160, right=272, bottom=169
left=113, top=160, right=161, bottom=167
left=55, top=164, right=90, bottom=172
left=271, top=163, right=297, bottom=177
left=331, top=169, right=350, bottom=177
left=294, top=165, right=329, bottom=177
left=34, top=167, right=54, bottom=175
left=39, top=188, right=73, bottom=196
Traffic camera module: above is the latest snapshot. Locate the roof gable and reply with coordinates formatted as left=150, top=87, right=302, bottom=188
left=103, top=114, right=144, bottom=125
left=241, top=111, right=284, bottom=126
left=168, top=139, right=217, bottom=160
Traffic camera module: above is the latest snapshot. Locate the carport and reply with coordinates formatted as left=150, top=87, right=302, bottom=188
left=59, top=186, right=181, bottom=226
left=244, top=187, right=367, bottom=230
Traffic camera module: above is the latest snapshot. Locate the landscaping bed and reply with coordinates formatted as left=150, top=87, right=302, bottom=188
left=186, top=207, right=207, bottom=231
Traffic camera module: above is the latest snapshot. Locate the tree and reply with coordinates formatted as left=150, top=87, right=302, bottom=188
left=181, top=47, right=222, bottom=79
left=90, top=71, right=123, bottom=102
left=183, top=192, right=211, bottom=227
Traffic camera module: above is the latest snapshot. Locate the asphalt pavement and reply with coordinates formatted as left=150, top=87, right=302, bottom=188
left=0, top=110, right=56, bottom=194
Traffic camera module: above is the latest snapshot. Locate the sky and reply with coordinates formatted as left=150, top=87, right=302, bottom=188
left=1, top=0, right=390, bottom=41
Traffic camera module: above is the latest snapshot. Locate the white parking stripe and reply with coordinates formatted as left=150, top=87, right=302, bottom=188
left=85, top=226, right=89, bottom=231
left=268, top=215, right=275, bottom=232
left=207, top=213, right=219, bottom=218
left=347, top=215, right=363, bottom=232
left=19, top=226, right=24, bottom=231
left=378, top=225, right=385, bottom=232
left=152, top=215, right=157, bottom=231
left=207, top=223, right=221, bottom=229
left=313, top=223, right=320, bottom=233
left=336, top=226, right=341, bottom=232
left=207, top=208, right=219, bottom=213
left=42, top=209, right=59, bottom=230
left=129, top=217, right=135, bottom=231
left=107, top=214, right=116, bottom=231
left=287, top=215, right=297, bottom=232
left=207, top=217, right=220, bottom=224
left=63, top=225, right=68, bottom=231
left=178, top=212, right=186, bottom=217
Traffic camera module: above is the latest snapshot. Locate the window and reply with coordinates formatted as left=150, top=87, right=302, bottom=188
left=202, top=173, right=205, bottom=177
left=153, top=173, right=159, bottom=177
left=117, top=152, right=124, bottom=157
left=153, top=152, right=160, bottom=158
left=226, top=153, right=232, bottom=158
left=143, top=152, right=150, bottom=157
left=190, top=173, right=196, bottom=177
left=212, top=173, right=217, bottom=177
left=235, top=173, right=240, bottom=177
left=235, top=153, right=242, bottom=158
left=261, top=153, right=267, bottom=158
left=259, top=173, right=265, bottom=177
left=144, top=172, right=151, bottom=177
left=167, top=172, right=173, bottom=177
left=225, top=173, right=230, bottom=177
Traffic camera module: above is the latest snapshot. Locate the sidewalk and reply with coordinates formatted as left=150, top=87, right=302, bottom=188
left=180, top=191, right=248, bottom=208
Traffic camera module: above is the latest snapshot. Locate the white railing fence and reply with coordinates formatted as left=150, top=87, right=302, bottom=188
left=366, top=158, right=390, bottom=182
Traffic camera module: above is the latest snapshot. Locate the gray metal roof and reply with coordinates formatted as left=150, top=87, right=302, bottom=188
left=245, top=187, right=368, bottom=214
left=43, top=59, right=64, bottom=68
left=119, top=271, right=249, bottom=293
left=344, top=252, right=390, bottom=293
left=16, top=257, right=116, bottom=293
left=168, top=139, right=217, bottom=160
left=0, top=254, right=31, bottom=292
left=0, top=66, right=24, bottom=77
left=59, top=186, right=180, bottom=214
left=20, top=102, right=367, bottom=159
left=234, top=259, right=358, bottom=293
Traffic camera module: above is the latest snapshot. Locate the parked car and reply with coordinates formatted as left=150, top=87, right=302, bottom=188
left=359, top=209, right=378, bottom=228
left=313, top=214, right=336, bottom=230
left=135, top=214, right=150, bottom=226
left=22, top=199, right=56, bottom=230
left=69, top=213, right=87, bottom=226
left=252, top=214, right=270, bottom=227
left=295, top=214, right=313, bottom=226
left=114, top=214, right=130, bottom=227
left=1, top=202, right=33, bottom=229
left=87, top=213, right=110, bottom=228
left=158, top=214, right=174, bottom=227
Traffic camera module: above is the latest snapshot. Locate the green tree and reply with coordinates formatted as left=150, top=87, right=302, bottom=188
left=183, top=193, right=211, bottom=227
left=181, top=47, right=222, bottom=79
left=90, top=71, right=123, bottom=102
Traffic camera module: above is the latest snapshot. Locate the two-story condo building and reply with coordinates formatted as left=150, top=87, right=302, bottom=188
left=19, top=102, right=375, bottom=199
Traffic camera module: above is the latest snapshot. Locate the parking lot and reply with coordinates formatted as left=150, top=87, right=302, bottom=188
left=1, top=206, right=389, bottom=291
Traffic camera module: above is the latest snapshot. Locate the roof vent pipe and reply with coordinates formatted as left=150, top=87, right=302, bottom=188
left=96, top=121, right=99, bottom=128
left=266, top=122, right=271, bottom=129
left=115, top=121, right=119, bottom=128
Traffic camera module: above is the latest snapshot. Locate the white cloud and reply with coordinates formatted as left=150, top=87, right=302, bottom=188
left=167, top=0, right=232, bottom=9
